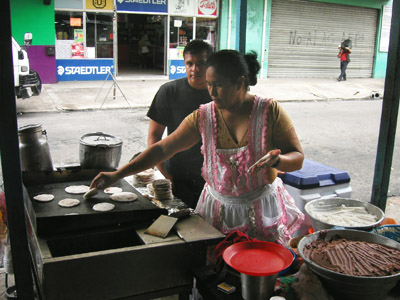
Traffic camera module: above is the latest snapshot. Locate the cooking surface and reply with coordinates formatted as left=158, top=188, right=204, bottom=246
left=27, top=179, right=153, bottom=216
left=24, top=178, right=167, bottom=236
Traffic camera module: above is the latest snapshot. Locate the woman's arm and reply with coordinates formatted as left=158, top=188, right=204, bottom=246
left=90, top=120, right=201, bottom=189
left=271, top=127, right=304, bottom=172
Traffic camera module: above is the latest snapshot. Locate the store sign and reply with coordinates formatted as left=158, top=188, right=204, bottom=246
left=169, top=0, right=194, bottom=15
left=116, top=0, right=167, bottom=13
left=86, top=0, right=113, bottom=10
left=198, top=0, right=217, bottom=16
left=169, top=60, right=186, bottom=79
left=56, top=59, right=114, bottom=81
left=70, top=18, right=82, bottom=26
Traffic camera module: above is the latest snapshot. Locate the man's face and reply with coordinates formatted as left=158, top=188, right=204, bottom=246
left=184, top=51, right=208, bottom=90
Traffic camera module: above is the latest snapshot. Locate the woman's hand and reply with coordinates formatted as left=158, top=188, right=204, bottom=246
left=248, top=149, right=281, bottom=175
left=90, top=171, right=120, bottom=190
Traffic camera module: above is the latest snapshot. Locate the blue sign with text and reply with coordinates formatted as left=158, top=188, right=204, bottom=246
left=116, top=0, right=167, bottom=13
left=56, top=59, right=114, bottom=81
left=169, top=60, right=186, bottom=80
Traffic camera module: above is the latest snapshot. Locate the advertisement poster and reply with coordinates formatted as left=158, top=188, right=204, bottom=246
left=74, top=29, right=84, bottom=42
left=169, top=0, right=194, bottom=15
left=198, top=0, right=218, bottom=16
left=72, top=42, right=84, bottom=58
left=57, top=59, right=114, bottom=81
left=169, top=59, right=186, bottom=79
left=86, top=0, right=113, bottom=10
left=116, top=0, right=167, bottom=13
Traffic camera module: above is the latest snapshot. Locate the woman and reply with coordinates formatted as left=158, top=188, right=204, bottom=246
left=90, top=50, right=304, bottom=245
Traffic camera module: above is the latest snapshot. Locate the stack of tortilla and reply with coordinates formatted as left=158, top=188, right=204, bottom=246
left=133, top=169, right=155, bottom=187
left=152, top=179, right=173, bottom=201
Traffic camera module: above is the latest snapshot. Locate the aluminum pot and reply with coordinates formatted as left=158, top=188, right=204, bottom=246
left=18, top=124, right=53, bottom=172
left=304, top=197, right=384, bottom=231
left=79, top=132, right=122, bottom=170
left=298, top=229, right=400, bottom=300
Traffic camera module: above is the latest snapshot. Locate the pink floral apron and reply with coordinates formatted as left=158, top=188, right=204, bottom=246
left=195, top=96, right=304, bottom=245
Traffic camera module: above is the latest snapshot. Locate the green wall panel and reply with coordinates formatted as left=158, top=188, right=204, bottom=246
left=246, top=0, right=264, bottom=55
left=11, top=0, right=55, bottom=46
left=310, top=0, right=390, bottom=9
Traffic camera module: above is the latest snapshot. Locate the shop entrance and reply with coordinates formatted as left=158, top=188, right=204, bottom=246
left=117, top=14, right=166, bottom=76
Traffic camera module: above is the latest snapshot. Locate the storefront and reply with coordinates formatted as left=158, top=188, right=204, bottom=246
left=54, top=0, right=218, bottom=81
left=267, top=0, right=378, bottom=78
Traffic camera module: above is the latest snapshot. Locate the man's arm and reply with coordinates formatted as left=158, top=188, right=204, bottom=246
left=147, top=119, right=173, bottom=181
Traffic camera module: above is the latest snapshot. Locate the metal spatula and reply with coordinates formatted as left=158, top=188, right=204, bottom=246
left=144, top=215, right=179, bottom=238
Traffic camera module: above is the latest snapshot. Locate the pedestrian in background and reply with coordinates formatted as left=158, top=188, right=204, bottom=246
left=337, top=39, right=352, bottom=81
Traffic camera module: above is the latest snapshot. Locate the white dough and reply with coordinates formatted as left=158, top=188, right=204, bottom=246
left=33, top=194, right=54, bottom=202
left=110, top=192, right=138, bottom=202
left=58, top=198, right=80, bottom=207
left=65, top=185, right=90, bottom=194
left=93, top=202, right=115, bottom=212
left=104, top=187, right=123, bottom=194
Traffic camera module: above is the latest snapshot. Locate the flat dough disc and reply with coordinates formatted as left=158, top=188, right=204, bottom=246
left=33, top=194, right=54, bottom=202
left=104, top=187, right=123, bottom=194
left=58, top=198, right=80, bottom=208
left=93, top=202, right=115, bottom=212
left=110, top=192, right=138, bottom=202
left=65, top=185, right=90, bottom=194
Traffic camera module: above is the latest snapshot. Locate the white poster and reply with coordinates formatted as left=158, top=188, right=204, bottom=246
left=380, top=3, right=392, bottom=52
left=169, top=0, right=194, bottom=15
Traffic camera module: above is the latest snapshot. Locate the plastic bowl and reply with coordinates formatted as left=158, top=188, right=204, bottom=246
left=371, top=225, right=400, bottom=243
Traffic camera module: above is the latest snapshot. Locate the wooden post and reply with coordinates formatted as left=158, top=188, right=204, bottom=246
left=236, top=0, right=247, bottom=54
left=371, top=0, right=400, bottom=211
left=0, top=1, right=35, bottom=299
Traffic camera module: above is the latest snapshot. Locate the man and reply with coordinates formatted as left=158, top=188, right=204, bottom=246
left=337, top=39, right=352, bottom=82
left=146, top=40, right=213, bottom=208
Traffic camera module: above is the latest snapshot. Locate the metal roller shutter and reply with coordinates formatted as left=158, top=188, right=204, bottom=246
left=268, top=0, right=378, bottom=78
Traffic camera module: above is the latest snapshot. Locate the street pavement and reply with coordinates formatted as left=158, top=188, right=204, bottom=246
left=15, top=75, right=385, bottom=113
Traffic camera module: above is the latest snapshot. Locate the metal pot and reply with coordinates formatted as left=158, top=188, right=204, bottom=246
left=18, top=124, right=53, bottom=172
left=79, top=132, right=122, bottom=170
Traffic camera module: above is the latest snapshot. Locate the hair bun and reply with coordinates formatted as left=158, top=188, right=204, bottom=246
left=245, top=51, right=260, bottom=86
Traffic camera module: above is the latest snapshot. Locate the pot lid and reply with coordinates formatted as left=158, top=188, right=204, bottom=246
left=18, top=123, right=43, bottom=134
left=80, top=132, right=123, bottom=147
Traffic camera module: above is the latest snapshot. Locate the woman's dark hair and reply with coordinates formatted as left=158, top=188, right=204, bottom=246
left=206, top=50, right=260, bottom=88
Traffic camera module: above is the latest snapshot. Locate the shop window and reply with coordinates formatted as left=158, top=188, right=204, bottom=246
left=55, top=11, right=84, bottom=59
left=169, top=16, right=193, bottom=49
left=196, top=18, right=217, bottom=51
left=56, top=11, right=83, bottom=41
left=87, top=12, right=114, bottom=58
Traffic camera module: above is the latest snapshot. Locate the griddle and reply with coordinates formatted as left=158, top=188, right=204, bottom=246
left=24, top=174, right=167, bottom=237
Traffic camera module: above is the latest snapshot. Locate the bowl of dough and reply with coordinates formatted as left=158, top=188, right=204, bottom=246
left=304, top=197, right=384, bottom=232
left=298, top=229, right=400, bottom=300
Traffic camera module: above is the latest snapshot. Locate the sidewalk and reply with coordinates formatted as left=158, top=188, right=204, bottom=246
left=15, top=76, right=385, bottom=113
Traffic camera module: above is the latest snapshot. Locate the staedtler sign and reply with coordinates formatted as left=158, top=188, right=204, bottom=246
left=56, top=59, right=114, bottom=81
left=116, top=0, right=167, bottom=13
